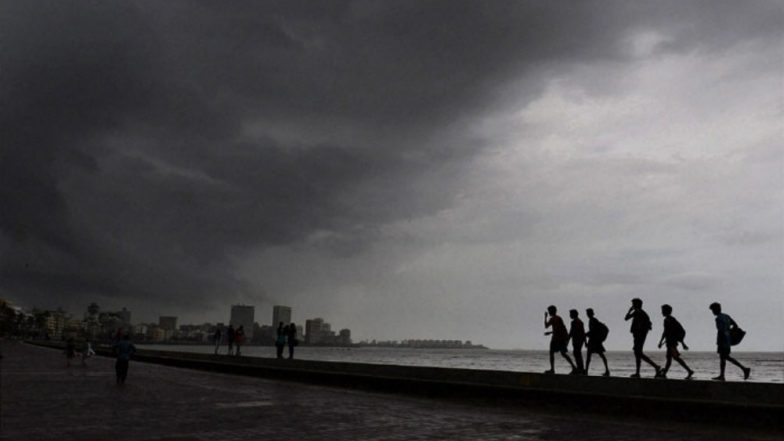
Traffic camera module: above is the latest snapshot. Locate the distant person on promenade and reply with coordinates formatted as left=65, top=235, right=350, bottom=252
left=568, top=309, right=586, bottom=375
left=112, top=334, right=136, bottom=385
left=657, top=304, right=694, bottom=380
left=65, top=338, right=76, bottom=367
left=226, top=324, right=235, bottom=356
left=81, top=340, right=95, bottom=367
left=709, top=302, right=750, bottom=381
left=584, top=308, right=610, bottom=376
left=544, top=305, right=577, bottom=374
left=624, top=298, right=661, bottom=378
left=275, top=322, right=286, bottom=359
left=287, top=323, right=298, bottom=359
left=213, top=326, right=222, bottom=355
left=235, top=325, right=245, bottom=356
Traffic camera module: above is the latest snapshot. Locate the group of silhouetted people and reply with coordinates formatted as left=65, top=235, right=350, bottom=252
left=275, top=322, right=298, bottom=359
left=544, top=299, right=750, bottom=381
left=213, top=325, right=247, bottom=356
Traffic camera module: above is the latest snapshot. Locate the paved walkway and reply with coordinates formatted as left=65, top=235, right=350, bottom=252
left=0, top=342, right=776, bottom=441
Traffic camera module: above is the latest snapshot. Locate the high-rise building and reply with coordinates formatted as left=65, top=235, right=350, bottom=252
left=338, top=329, right=352, bottom=346
left=230, top=304, right=255, bottom=339
left=305, top=318, right=324, bottom=344
left=159, top=316, right=178, bottom=331
left=272, top=305, right=291, bottom=327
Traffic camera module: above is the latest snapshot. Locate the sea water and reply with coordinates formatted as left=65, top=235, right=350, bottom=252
left=141, top=344, right=784, bottom=383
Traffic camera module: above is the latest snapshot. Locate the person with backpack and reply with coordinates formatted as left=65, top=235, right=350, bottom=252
left=709, top=302, right=750, bottom=381
left=584, top=308, right=610, bottom=376
left=544, top=305, right=577, bottom=374
left=657, top=304, right=694, bottom=379
left=624, top=298, right=661, bottom=378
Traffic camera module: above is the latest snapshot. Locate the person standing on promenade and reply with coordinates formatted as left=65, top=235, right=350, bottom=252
left=287, top=323, right=298, bottom=359
left=65, top=338, right=76, bottom=367
left=709, top=302, right=750, bottom=381
left=213, top=326, right=222, bottom=355
left=568, top=309, right=586, bottom=375
left=624, top=298, right=661, bottom=378
left=275, top=322, right=286, bottom=359
left=657, top=304, right=694, bottom=379
left=112, top=334, right=136, bottom=385
left=226, top=324, right=235, bottom=356
left=544, top=306, right=577, bottom=374
left=584, top=308, right=610, bottom=376
left=235, top=325, right=245, bottom=356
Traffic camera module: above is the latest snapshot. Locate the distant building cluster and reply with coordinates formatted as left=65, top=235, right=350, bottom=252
left=1, top=299, right=356, bottom=347
left=3, top=298, right=483, bottom=349
left=359, top=339, right=485, bottom=349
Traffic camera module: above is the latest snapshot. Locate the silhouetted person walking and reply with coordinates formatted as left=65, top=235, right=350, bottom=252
left=709, top=302, right=750, bottom=381
left=584, top=308, right=610, bottom=376
left=624, top=298, right=661, bottom=378
left=568, top=309, right=586, bottom=375
left=657, top=304, right=694, bottom=379
left=275, top=322, right=286, bottom=359
left=65, top=338, right=76, bottom=367
left=235, top=325, right=245, bottom=356
left=112, top=334, right=136, bottom=385
left=226, top=324, right=235, bottom=356
left=287, top=323, right=298, bottom=359
left=544, top=305, right=576, bottom=374
left=213, top=326, right=222, bottom=355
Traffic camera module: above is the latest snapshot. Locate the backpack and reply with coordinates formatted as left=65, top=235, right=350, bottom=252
left=593, top=320, right=609, bottom=343
left=671, top=318, right=686, bottom=342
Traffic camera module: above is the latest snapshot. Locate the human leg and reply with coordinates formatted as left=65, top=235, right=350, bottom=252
left=599, top=353, right=610, bottom=376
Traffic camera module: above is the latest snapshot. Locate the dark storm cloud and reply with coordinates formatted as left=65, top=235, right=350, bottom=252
left=1, top=0, right=777, bottom=313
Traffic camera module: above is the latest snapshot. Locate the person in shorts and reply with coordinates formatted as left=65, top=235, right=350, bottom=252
left=584, top=308, right=610, bottom=376
left=544, top=305, right=576, bottom=374
left=657, top=304, right=694, bottom=379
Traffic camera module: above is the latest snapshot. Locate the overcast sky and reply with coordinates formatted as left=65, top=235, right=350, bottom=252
left=2, top=1, right=782, bottom=350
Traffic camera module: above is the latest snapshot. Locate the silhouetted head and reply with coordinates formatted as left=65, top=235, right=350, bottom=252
left=123, top=334, right=130, bottom=341
left=631, top=298, right=643, bottom=309
left=709, top=302, right=722, bottom=315
left=661, top=304, right=672, bottom=316
left=586, top=308, right=595, bottom=318
left=238, top=325, right=243, bottom=331
left=569, top=309, right=578, bottom=319
left=278, top=322, right=284, bottom=328
left=547, top=305, right=557, bottom=315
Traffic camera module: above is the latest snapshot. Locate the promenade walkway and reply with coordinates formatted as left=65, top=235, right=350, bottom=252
left=0, top=342, right=777, bottom=441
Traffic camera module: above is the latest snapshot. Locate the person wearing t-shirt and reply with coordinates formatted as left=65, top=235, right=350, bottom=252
left=544, top=305, right=577, bottom=374
left=657, top=304, right=694, bottom=379
left=567, top=309, right=586, bottom=375
left=624, top=298, right=661, bottom=378
left=709, top=302, right=750, bottom=381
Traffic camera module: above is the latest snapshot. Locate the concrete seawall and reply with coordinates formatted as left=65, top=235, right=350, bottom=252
left=26, top=341, right=784, bottom=428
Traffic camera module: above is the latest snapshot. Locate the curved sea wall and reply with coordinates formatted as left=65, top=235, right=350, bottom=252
left=27, top=341, right=784, bottom=428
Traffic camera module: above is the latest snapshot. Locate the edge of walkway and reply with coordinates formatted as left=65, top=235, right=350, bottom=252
left=24, top=341, right=784, bottom=428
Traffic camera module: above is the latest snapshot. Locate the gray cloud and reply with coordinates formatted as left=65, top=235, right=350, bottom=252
left=1, top=1, right=781, bottom=348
